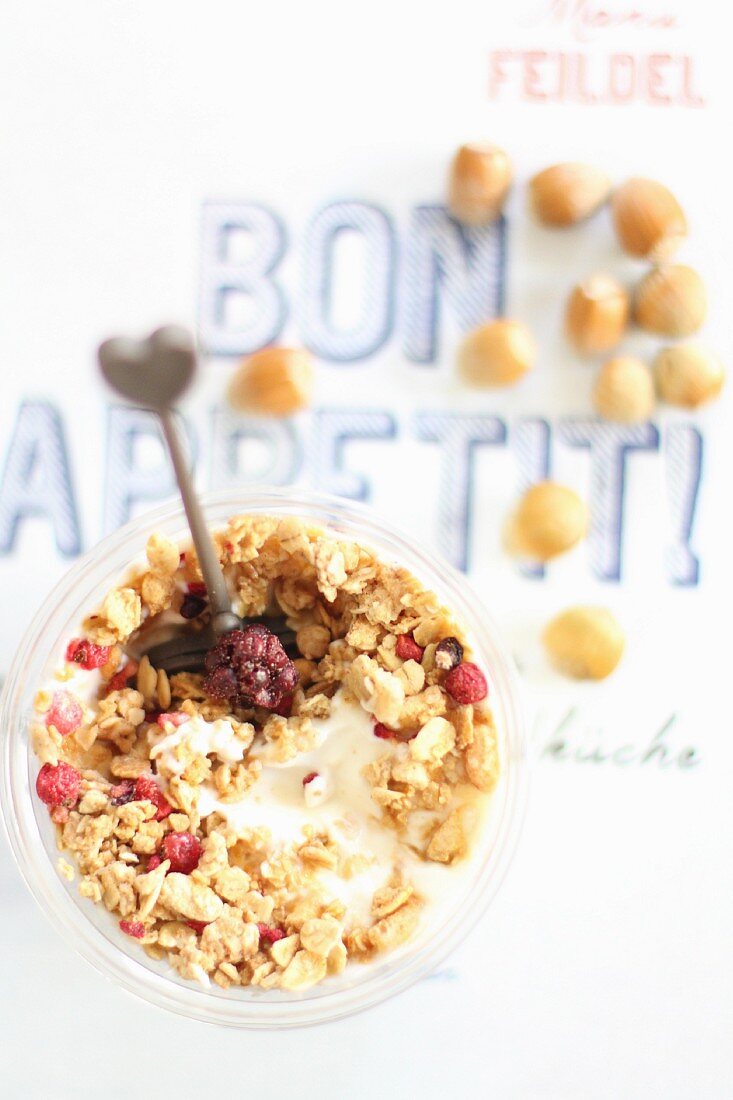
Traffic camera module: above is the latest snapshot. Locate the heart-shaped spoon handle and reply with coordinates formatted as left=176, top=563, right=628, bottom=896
left=98, top=326, right=239, bottom=637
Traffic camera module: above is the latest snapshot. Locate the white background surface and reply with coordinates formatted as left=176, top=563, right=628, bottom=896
left=1, top=1, right=732, bottom=1097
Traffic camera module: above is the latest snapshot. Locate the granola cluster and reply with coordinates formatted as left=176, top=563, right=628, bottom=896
left=32, top=515, right=500, bottom=992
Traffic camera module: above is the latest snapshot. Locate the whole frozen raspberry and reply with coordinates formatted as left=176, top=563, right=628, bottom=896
left=444, top=662, right=488, bottom=705
left=257, top=924, right=286, bottom=945
left=162, top=832, right=202, bottom=874
left=203, top=625, right=299, bottom=710
left=435, top=636, right=464, bottom=671
left=396, top=634, right=424, bottom=663
left=134, top=774, right=172, bottom=820
left=119, top=920, right=145, bottom=939
left=36, top=762, right=81, bottom=808
left=65, top=638, right=112, bottom=670
left=45, top=691, right=83, bottom=736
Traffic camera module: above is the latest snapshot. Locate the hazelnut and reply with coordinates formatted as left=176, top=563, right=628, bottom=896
left=565, top=274, right=630, bottom=355
left=611, top=177, right=687, bottom=261
left=634, top=264, right=707, bottom=338
left=654, top=344, right=725, bottom=408
left=458, top=319, right=535, bottom=387
left=228, top=347, right=313, bottom=417
left=593, top=356, right=655, bottom=423
left=448, top=143, right=513, bottom=226
left=507, top=481, right=588, bottom=562
left=543, top=606, right=624, bottom=680
left=529, top=162, right=611, bottom=227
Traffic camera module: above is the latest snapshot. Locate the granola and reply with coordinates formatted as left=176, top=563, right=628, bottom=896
left=32, top=515, right=501, bottom=991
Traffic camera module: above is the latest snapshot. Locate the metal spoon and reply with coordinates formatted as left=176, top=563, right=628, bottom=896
left=98, top=325, right=292, bottom=672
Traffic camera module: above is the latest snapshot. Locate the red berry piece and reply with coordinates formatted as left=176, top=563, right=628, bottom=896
left=162, top=832, right=202, bottom=874
left=257, top=923, right=286, bottom=945
left=272, top=692, right=294, bottom=718
left=373, top=722, right=396, bottom=739
left=444, top=662, right=488, bottom=705
left=187, top=581, right=208, bottom=597
left=302, top=771, right=319, bottom=786
left=36, top=762, right=81, bottom=808
left=45, top=691, right=83, bottom=737
left=147, top=854, right=162, bottom=871
left=203, top=625, right=299, bottom=710
left=396, top=634, right=425, bottom=663
left=119, top=920, right=146, bottom=939
left=109, top=779, right=136, bottom=806
left=106, top=660, right=138, bottom=694
left=134, top=774, right=172, bottom=820
left=65, top=638, right=112, bottom=670
left=434, top=636, right=464, bottom=671
left=156, top=711, right=189, bottom=729
left=186, top=920, right=210, bottom=934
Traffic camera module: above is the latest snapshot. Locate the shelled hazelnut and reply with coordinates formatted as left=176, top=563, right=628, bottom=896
left=448, top=143, right=513, bottom=225
left=529, top=163, right=611, bottom=227
left=611, top=178, right=687, bottom=261
left=634, top=264, right=707, bottom=338
left=458, top=319, right=536, bottom=387
left=543, top=606, right=625, bottom=680
left=593, top=356, right=655, bottom=423
left=228, top=347, right=313, bottom=417
left=507, top=482, right=588, bottom=562
left=565, top=274, right=630, bottom=354
left=653, top=344, right=725, bottom=408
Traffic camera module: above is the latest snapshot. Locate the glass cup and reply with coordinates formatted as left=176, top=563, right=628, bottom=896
left=0, top=488, right=527, bottom=1028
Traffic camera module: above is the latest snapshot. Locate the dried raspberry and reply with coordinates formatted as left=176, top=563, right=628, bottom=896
left=444, top=662, right=488, bottom=705
left=45, top=691, right=83, bottom=736
left=119, top=920, right=145, bottom=939
left=156, top=711, right=189, bottom=729
left=186, top=920, right=210, bottom=934
left=107, top=660, right=138, bottom=694
left=109, top=779, right=136, bottom=806
left=134, top=774, right=172, bottom=820
left=147, top=854, right=162, bottom=872
left=180, top=593, right=207, bottom=619
left=373, top=722, right=396, bottom=739
left=187, top=581, right=207, bottom=597
left=257, top=924, right=286, bottom=945
left=65, top=638, right=112, bottom=670
left=162, top=832, right=202, bottom=874
left=302, top=771, right=319, bottom=786
left=145, top=709, right=161, bottom=723
left=435, top=636, right=464, bottom=671
left=396, top=634, right=425, bottom=663
left=272, top=692, right=294, bottom=718
left=35, top=762, right=81, bottom=808
left=203, top=625, right=299, bottom=710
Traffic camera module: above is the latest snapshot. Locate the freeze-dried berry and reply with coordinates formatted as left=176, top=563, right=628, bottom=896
left=35, top=762, right=81, bottom=808
left=147, top=854, right=162, bottom=872
left=257, top=924, right=286, bottom=945
left=435, top=637, right=464, bottom=671
left=396, top=634, right=425, bottom=663
left=186, top=920, right=210, bottom=934
left=134, top=773, right=172, bottom=820
left=156, top=711, right=189, bottom=729
left=109, top=779, right=136, bottom=806
left=180, top=593, right=207, bottom=619
left=119, top=920, right=145, bottom=939
left=302, top=771, right=319, bottom=786
left=65, top=638, right=112, bottom=670
left=106, top=660, right=138, bottom=694
left=202, top=625, right=299, bottom=710
left=187, top=581, right=207, bottom=597
left=272, top=692, right=294, bottom=718
left=162, top=831, right=202, bottom=874
left=373, top=722, right=395, bottom=739
left=444, top=662, right=488, bottom=705
left=45, top=690, right=83, bottom=737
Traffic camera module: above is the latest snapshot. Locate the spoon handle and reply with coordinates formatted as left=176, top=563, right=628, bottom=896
left=160, top=410, right=239, bottom=637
